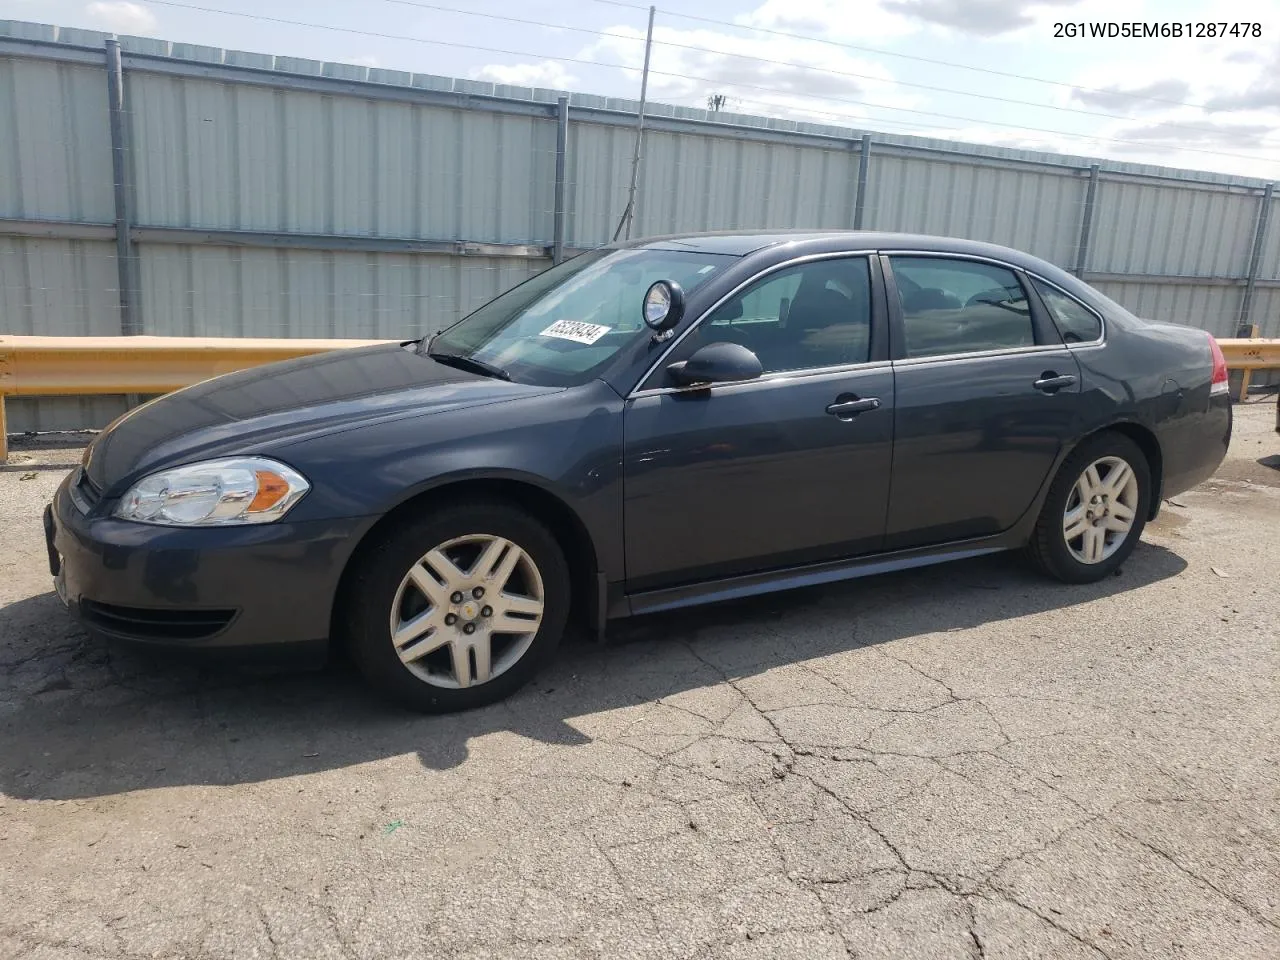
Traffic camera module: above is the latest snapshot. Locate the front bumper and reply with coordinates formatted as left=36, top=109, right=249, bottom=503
left=47, top=470, right=372, bottom=652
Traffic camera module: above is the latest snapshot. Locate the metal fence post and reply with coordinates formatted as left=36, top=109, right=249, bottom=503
left=105, top=37, right=138, bottom=335
left=1074, top=163, right=1100, bottom=278
left=853, top=134, right=871, bottom=230
left=1238, top=181, right=1274, bottom=330
left=553, top=97, right=569, bottom=264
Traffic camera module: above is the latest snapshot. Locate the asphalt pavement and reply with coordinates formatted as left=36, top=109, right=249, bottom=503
left=2, top=403, right=1278, bottom=959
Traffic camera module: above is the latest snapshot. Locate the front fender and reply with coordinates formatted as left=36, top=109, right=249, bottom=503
left=274, top=380, right=627, bottom=581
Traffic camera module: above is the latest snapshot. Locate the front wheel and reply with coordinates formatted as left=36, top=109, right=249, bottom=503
left=342, top=501, right=570, bottom=712
left=1026, top=432, right=1151, bottom=583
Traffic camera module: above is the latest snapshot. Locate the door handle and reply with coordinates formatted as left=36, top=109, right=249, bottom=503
left=1033, top=373, right=1077, bottom=393
left=826, top=397, right=881, bottom=418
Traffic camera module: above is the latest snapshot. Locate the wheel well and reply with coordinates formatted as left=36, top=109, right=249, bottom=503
left=330, top=479, right=601, bottom=643
left=1092, top=422, right=1164, bottom=518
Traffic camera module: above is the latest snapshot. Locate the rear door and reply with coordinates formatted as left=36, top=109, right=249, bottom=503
left=882, top=253, right=1082, bottom=551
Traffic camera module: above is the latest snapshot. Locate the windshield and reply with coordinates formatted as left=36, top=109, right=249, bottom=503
left=427, top=248, right=736, bottom=386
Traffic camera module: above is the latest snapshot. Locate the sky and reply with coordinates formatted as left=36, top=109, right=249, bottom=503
left=4, top=0, right=1280, bottom=180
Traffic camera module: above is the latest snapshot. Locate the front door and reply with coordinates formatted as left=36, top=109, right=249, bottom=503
left=623, top=255, right=895, bottom=593
left=882, top=254, right=1083, bottom=551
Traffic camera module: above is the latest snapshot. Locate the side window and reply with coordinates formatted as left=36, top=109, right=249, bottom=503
left=890, top=257, right=1034, bottom=359
left=679, top=257, right=872, bottom=375
left=1034, top=279, right=1102, bottom=343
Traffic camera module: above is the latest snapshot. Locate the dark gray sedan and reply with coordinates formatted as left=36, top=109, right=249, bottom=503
left=46, top=231, right=1232, bottom=711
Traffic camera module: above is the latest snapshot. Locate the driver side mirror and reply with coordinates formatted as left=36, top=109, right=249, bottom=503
left=666, top=342, right=763, bottom=387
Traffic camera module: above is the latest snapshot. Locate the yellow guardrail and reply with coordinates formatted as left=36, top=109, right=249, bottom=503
left=1218, top=338, right=1280, bottom=402
left=2, top=334, right=1278, bottom=461
left=0, top=335, right=391, bottom=460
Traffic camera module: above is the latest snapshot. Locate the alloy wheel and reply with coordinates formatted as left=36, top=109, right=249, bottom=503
left=1062, top=455, right=1139, bottom=564
left=388, top=534, right=544, bottom=688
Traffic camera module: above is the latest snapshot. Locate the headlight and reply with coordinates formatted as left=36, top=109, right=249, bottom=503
left=114, top=457, right=310, bottom=526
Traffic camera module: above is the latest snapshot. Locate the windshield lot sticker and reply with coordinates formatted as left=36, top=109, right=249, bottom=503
left=539, top=320, right=611, bottom=344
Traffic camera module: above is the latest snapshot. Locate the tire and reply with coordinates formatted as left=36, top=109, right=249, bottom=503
left=1025, top=431, right=1152, bottom=584
left=341, top=500, right=571, bottom=712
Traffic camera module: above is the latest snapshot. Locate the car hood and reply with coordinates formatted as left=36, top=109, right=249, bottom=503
left=85, top=343, right=559, bottom=490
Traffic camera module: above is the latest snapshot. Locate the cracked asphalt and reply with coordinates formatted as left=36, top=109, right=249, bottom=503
left=2, top=403, right=1278, bottom=960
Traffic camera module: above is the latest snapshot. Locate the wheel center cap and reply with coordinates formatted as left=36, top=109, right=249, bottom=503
left=459, top=601, right=479, bottom=620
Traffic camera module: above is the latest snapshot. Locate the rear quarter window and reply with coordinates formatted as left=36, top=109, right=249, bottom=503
left=1034, top=279, right=1103, bottom=343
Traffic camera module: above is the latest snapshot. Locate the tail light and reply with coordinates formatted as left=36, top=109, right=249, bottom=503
left=1209, top=335, right=1229, bottom=396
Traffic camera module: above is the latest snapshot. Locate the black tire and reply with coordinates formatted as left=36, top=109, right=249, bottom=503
left=341, top=500, right=570, bottom=712
left=1025, top=431, right=1152, bottom=584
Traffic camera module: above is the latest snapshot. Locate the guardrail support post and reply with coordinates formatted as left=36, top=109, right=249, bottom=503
left=0, top=395, right=8, bottom=462
left=853, top=134, right=871, bottom=230
left=553, top=97, right=569, bottom=264
left=1234, top=323, right=1259, bottom=401
left=1074, top=164, right=1100, bottom=278
left=1238, top=181, right=1274, bottom=332
left=105, top=37, right=138, bottom=336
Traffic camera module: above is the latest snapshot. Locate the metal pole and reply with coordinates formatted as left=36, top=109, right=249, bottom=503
left=105, top=38, right=137, bottom=335
left=1238, top=181, right=1274, bottom=329
left=853, top=134, right=871, bottom=230
left=1073, top=163, right=1099, bottom=278
left=553, top=96, right=569, bottom=264
left=613, top=5, right=655, bottom=242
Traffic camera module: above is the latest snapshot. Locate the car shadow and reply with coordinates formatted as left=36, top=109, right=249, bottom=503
left=0, top=543, right=1187, bottom=801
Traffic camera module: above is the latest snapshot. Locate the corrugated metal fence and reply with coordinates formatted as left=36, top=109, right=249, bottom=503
left=1, top=19, right=1277, bottom=431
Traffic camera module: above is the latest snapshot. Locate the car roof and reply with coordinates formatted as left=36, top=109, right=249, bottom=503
left=624, top=231, right=845, bottom=256
left=621, top=230, right=1060, bottom=274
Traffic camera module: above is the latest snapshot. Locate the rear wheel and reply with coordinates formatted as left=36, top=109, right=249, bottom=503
left=1026, top=432, right=1151, bottom=583
left=342, top=501, right=570, bottom=712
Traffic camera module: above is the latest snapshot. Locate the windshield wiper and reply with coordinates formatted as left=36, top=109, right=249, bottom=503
left=426, top=350, right=511, bottom=381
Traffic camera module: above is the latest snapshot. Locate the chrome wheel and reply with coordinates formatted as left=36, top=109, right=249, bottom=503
left=1062, top=455, right=1139, bottom=564
left=388, top=534, right=544, bottom=689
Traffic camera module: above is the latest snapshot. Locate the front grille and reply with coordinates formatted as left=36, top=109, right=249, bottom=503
left=80, top=600, right=237, bottom=641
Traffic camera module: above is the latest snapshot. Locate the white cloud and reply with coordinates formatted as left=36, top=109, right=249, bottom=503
left=745, top=0, right=1117, bottom=40
left=879, top=0, right=1082, bottom=37
left=470, top=61, right=576, bottom=88
left=474, top=0, right=1279, bottom=178
left=1071, top=80, right=1192, bottom=114
left=1111, top=119, right=1275, bottom=149
left=740, top=0, right=919, bottom=40
left=585, top=24, right=916, bottom=127
left=475, top=13, right=915, bottom=126
left=914, top=120, right=1276, bottom=179
left=84, top=1, right=157, bottom=34
left=1052, top=26, right=1280, bottom=177
left=1205, top=43, right=1280, bottom=112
